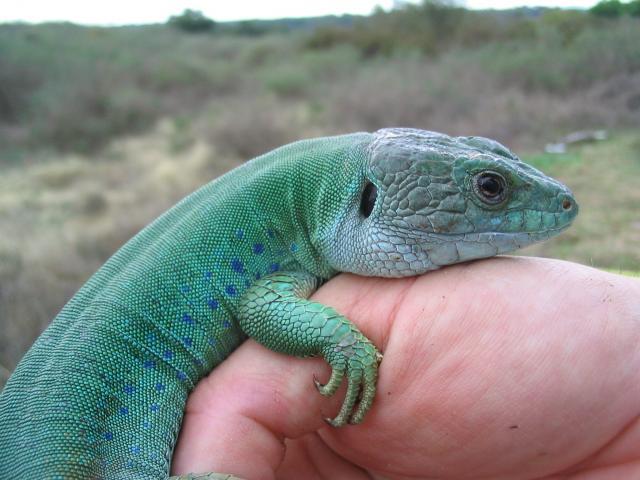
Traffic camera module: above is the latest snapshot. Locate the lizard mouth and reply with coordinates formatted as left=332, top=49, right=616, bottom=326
left=469, top=228, right=564, bottom=251
left=427, top=222, right=572, bottom=243
left=477, top=223, right=571, bottom=246
left=423, top=224, right=573, bottom=267
left=475, top=222, right=573, bottom=244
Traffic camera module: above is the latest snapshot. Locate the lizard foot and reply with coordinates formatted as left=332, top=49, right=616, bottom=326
left=318, top=338, right=380, bottom=427
left=238, top=271, right=381, bottom=428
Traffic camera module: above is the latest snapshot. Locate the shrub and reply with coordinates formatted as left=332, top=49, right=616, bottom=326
left=234, top=21, right=268, bottom=37
left=204, top=98, right=301, bottom=160
left=590, top=0, right=626, bottom=17
left=627, top=0, right=640, bottom=15
left=168, top=9, right=216, bottom=33
left=29, top=77, right=157, bottom=153
left=304, top=0, right=467, bottom=57
left=0, top=58, right=40, bottom=123
left=540, top=9, right=591, bottom=45
left=262, top=66, right=311, bottom=98
left=305, top=26, right=353, bottom=50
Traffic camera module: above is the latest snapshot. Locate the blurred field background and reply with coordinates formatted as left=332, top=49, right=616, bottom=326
left=1, top=1, right=639, bottom=385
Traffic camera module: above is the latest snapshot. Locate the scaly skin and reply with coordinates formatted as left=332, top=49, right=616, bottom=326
left=0, top=128, right=577, bottom=479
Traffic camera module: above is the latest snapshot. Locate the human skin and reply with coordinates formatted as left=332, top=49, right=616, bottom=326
left=171, top=257, right=640, bottom=480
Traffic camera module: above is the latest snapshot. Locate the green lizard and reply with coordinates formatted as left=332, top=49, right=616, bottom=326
left=0, top=128, right=578, bottom=479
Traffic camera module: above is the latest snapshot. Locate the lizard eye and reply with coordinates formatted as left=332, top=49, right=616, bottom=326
left=473, top=171, right=507, bottom=204
left=360, top=181, right=377, bottom=218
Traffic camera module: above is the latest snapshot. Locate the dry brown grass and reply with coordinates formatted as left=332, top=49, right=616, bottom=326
left=201, top=97, right=307, bottom=160
left=0, top=120, right=241, bottom=373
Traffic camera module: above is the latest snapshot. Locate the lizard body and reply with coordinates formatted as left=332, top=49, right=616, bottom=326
left=0, top=128, right=577, bottom=479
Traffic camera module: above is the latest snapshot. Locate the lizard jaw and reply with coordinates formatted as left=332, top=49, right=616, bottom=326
left=426, top=225, right=572, bottom=267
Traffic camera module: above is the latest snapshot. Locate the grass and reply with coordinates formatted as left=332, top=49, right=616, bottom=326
left=0, top=123, right=242, bottom=374
left=610, top=270, right=640, bottom=277
left=0, top=8, right=639, bottom=384
left=1, top=127, right=637, bottom=382
left=521, top=134, right=640, bottom=271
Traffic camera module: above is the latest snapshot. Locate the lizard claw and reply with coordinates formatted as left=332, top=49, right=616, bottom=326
left=315, top=366, right=344, bottom=396
left=320, top=340, right=380, bottom=427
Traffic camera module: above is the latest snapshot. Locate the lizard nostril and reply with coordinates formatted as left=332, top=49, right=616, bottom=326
left=562, top=198, right=573, bottom=211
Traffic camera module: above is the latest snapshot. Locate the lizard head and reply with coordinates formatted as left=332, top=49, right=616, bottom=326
left=324, top=128, right=578, bottom=277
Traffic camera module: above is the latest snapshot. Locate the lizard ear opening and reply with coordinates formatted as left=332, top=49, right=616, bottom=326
left=360, top=182, right=377, bottom=218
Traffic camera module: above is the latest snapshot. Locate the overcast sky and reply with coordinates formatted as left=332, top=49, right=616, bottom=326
left=1, top=0, right=596, bottom=25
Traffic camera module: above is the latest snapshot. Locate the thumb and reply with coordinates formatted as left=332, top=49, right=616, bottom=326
left=170, top=341, right=336, bottom=479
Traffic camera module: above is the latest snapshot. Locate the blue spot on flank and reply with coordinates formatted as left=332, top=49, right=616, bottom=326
left=104, top=432, right=113, bottom=441
left=269, top=263, right=280, bottom=273
left=231, top=258, right=244, bottom=273
left=180, top=285, right=191, bottom=294
left=156, top=383, right=165, bottom=392
left=255, top=272, right=261, bottom=280
left=119, top=406, right=129, bottom=416
left=131, top=445, right=140, bottom=455
left=143, top=360, right=156, bottom=369
left=253, top=243, right=265, bottom=254
left=235, top=229, right=244, bottom=239
left=290, top=242, right=298, bottom=252
left=207, top=298, right=219, bottom=310
left=267, top=228, right=275, bottom=238
left=123, top=385, right=135, bottom=395
left=204, top=271, right=213, bottom=280
left=150, top=403, right=160, bottom=412
left=176, top=371, right=187, bottom=381
left=182, top=313, right=194, bottom=324
left=182, top=337, right=193, bottom=347
left=163, top=350, right=173, bottom=360
left=225, top=285, right=237, bottom=296
left=223, top=320, right=231, bottom=329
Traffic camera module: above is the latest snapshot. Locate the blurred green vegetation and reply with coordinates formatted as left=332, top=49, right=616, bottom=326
left=590, top=0, right=640, bottom=17
left=1, top=2, right=639, bottom=159
left=0, top=1, right=639, bottom=378
left=168, top=9, right=216, bottom=33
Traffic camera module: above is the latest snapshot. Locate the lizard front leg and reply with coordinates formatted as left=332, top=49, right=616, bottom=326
left=171, top=272, right=380, bottom=479
left=237, top=271, right=381, bottom=427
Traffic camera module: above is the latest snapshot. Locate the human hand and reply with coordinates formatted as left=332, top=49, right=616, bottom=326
left=171, top=257, right=640, bottom=480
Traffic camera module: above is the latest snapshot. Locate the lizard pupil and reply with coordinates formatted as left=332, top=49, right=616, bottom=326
left=475, top=172, right=506, bottom=204
left=360, top=182, right=377, bottom=218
